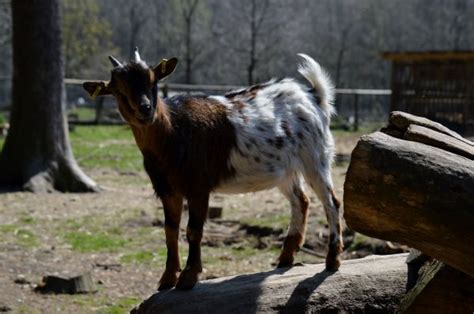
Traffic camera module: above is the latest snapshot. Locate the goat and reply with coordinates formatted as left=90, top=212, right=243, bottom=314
left=83, top=48, right=342, bottom=290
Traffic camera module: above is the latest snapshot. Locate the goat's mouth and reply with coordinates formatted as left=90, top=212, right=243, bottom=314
left=135, top=113, right=155, bottom=124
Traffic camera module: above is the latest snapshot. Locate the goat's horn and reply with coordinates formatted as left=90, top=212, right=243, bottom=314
left=134, top=47, right=141, bottom=62
left=108, top=55, right=123, bottom=68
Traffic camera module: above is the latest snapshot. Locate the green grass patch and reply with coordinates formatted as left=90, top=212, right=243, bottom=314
left=230, top=246, right=260, bottom=258
left=120, top=250, right=156, bottom=264
left=69, top=125, right=142, bottom=171
left=72, top=295, right=139, bottom=314
left=102, top=297, right=140, bottom=314
left=64, top=231, right=127, bottom=252
left=0, top=224, right=18, bottom=233
left=68, top=107, right=96, bottom=121
left=0, top=224, right=38, bottom=247
left=15, top=229, right=38, bottom=247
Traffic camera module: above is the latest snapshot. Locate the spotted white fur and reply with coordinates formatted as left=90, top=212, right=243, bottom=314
left=211, top=54, right=341, bottom=250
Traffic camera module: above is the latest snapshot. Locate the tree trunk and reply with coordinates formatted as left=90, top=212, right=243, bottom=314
left=185, top=15, right=192, bottom=84
left=0, top=0, right=97, bottom=192
left=248, top=0, right=257, bottom=86
left=132, top=254, right=409, bottom=314
left=344, top=112, right=474, bottom=277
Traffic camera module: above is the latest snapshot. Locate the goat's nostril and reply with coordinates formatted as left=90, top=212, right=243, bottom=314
left=139, top=104, right=152, bottom=115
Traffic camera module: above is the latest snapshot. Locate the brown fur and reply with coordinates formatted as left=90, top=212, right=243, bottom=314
left=326, top=188, right=343, bottom=271
left=96, top=62, right=238, bottom=290
left=278, top=187, right=309, bottom=267
left=138, top=95, right=236, bottom=198
left=330, top=188, right=341, bottom=210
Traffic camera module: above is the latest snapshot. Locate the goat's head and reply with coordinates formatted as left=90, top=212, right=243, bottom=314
left=83, top=47, right=178, bottom=125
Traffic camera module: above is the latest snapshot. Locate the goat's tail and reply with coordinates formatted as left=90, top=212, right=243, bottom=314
left=297, top=53, right=335, bottom=116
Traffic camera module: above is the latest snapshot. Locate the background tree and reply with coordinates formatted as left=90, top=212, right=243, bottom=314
left=61, top=0, right=116, bottom=78
left=0, top=0, right=98, bottom=192
left=154, top=0, right=212, bottom=84
left=1, top=0, right=474, bottom=110
left=212, top=0, right=288, bottom=85
left=0, top=2, right=12, bottom=111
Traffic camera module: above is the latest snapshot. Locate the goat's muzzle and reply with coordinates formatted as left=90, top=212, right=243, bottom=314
left=136, top=99, right=155, bottom=123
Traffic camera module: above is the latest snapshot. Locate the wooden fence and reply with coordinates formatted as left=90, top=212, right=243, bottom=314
left=0, top=78, right=391, bottom=131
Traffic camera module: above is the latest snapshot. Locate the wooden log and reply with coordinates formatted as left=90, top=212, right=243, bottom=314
left=344, top=131, right=474, bottom=277
left=131, top=254, right=409, bottom=314
left=389, top=111, right=473, bottom=146
left=397, top=260, right=474, bottom=313
left=404, top=124, right=474, bottom=160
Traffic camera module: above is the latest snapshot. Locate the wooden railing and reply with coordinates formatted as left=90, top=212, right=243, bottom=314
left=1, top=78, right=392, bottom=130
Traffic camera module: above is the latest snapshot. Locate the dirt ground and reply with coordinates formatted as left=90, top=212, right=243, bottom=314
left=0, top=132, right=407, bottom=314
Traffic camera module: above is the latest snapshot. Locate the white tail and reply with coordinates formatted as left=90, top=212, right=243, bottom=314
left=297, top=53, right=335, bottom=116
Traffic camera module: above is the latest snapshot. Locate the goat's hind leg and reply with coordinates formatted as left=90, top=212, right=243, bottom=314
left=303, top=162, right=343, bottom=271
left=158, top=194, right=183, bottom=290
left=277, top=177, right=309, bottom=268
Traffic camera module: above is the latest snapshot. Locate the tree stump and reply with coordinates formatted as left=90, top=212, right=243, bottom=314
left=35, top=272, right=97, bottom=294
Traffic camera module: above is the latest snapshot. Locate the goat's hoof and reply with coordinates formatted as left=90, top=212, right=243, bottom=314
left=277, top=256, right=294, bottom=268
left=175, top=269, right=199, bottom=290
left=325, top=257, right=341, bottom=272
left=158, top=270, right=179, bottom=290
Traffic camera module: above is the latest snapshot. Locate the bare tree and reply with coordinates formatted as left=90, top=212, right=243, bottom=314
left=0, top=0, right=97, bottom=192
left=0, top=3, right=12, bottom=109
left=154, top=0, right=212, bottom=84
left=183, top=0, right=200, bottom=84
left=212, top=0, right=286, bottom=85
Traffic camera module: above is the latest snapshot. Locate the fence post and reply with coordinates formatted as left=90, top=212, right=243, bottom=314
left=94, top=97, right=104, bottom=124
left=353, top=93, right=359, bottom=131
left=161, top=84, right=169, bottom=98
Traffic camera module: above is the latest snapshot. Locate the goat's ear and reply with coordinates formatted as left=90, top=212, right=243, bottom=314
left=154, top=58, right=178, bottom=81
left=83, top=81, right=111, bottom=100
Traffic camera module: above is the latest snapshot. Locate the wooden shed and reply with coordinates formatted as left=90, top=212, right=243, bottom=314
left=382, top=51, right=474, bottom=136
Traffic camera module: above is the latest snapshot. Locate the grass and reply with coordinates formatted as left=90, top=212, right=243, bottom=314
left=102, top=297, right=141, bottom=314
left=0, top=224, right=38, bottom=247
left=68, top=107, right=96, bottom=121
left=73, top=295, right=140, bottom=314
left=69, top=125, right=142, bottom=172
left=0, top=125, right=142, bottom=172
left=64, top=231, right=127, bottom=253
left=120, top=250, right=156, bottom=264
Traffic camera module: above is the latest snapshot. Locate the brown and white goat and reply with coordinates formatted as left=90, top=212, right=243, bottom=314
left=83, top=48, right=342, bottom=290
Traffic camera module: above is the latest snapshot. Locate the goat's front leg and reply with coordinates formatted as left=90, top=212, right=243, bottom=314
left=158, top=193, right=183, bottom=290
left=175, top=193, right=209, bottom=290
